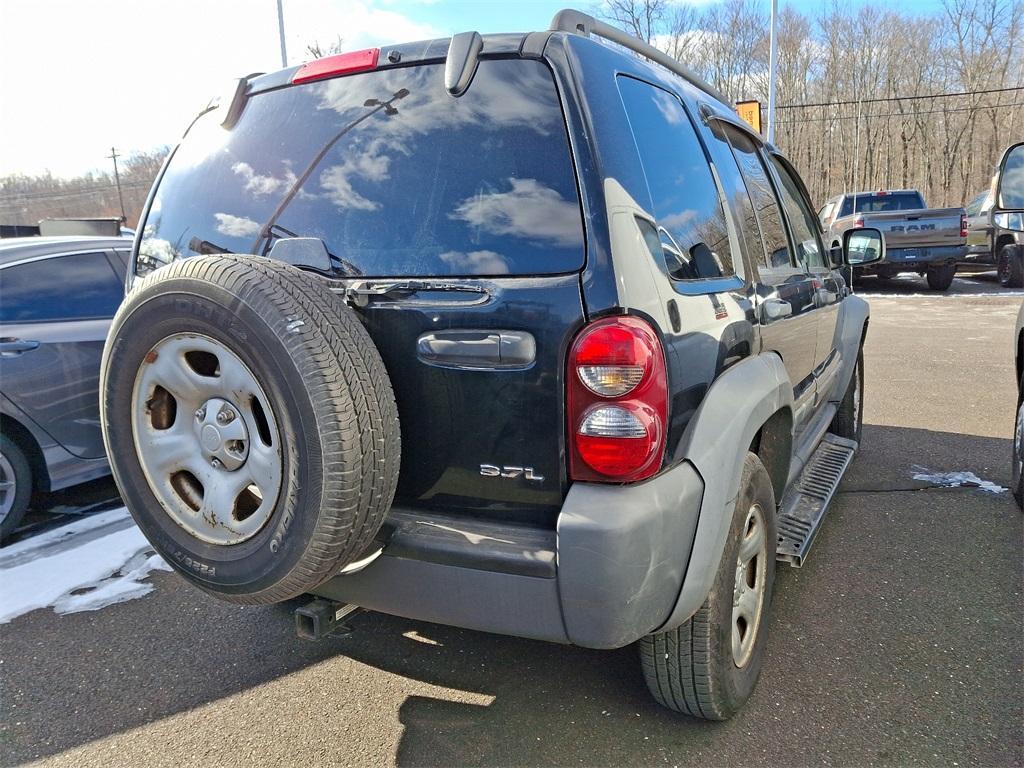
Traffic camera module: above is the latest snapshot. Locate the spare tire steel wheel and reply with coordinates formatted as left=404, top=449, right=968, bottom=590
left=101, top=255, right=400, bottom=604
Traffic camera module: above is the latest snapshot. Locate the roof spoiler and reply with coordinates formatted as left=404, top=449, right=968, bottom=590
left=549, top=9, right=729, bottom=106
left=445, top=31, right=483, bottom=97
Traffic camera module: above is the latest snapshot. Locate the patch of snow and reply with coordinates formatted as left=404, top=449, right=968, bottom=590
left=911, top=467, right=1007, bottom=494
left=0, top=508, right=171, bottom=624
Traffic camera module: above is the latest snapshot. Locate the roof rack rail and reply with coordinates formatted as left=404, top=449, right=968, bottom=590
left=549, top=9, right=730, bottom=106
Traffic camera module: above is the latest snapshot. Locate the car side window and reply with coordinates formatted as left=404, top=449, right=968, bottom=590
left=724, top=128, right=793, bottom=270
left=617, top=76, right=736, bottom=281
left=768, top=155, right=826, bottom=270
left=0, top=252, right=124, bottom=323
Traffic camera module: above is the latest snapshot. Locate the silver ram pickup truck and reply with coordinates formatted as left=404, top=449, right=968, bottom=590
left=819, top=189, right=967, bottom=291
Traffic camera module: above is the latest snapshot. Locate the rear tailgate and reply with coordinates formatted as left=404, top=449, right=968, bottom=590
left=861, top=207, right=966, bottom=249
left=134, top=55, right=587, bottom=521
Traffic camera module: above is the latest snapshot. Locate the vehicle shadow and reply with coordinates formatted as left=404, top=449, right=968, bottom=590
left=854, top=269, right=1006, bottom=296
left=1, top=424, right=1020, bottom=767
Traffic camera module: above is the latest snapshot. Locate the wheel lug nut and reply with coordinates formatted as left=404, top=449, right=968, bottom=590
left=211, top=457, right=222, bottom=469
left=217, top=409, right=235, bottom=424
left=195, top=407, right=206, bottom=420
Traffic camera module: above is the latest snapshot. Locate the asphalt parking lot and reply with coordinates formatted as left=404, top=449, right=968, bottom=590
left=1, top=272, right=1022, bottom=768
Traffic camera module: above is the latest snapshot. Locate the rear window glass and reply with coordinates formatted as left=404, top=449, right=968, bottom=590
left=840, top=192, right=925, bottom=216
left=137, top=59, right=584, bottom=278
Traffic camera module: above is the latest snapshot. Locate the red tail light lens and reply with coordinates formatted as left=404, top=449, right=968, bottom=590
left=568, top=316, right=667, bottom=482
left=960, top=213, right=968, bottom=238
left=292, top=48, right=380, bottom=84
left=854, top=216, right=865, bottom=227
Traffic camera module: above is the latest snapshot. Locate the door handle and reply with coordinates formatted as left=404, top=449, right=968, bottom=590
left=815, top=287, right=838, bottom=305
left=761, top=298, right=792, bottom=320
left=0, top=338, right=40, bottom=356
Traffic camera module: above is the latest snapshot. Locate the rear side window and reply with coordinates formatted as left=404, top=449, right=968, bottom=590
left=839, top=191, right=925, bottom=216
left=617, top=76, right=735, bottom=281
left=0, top=252, right=123, bottom=323
left=138, top=59, right=583, bottom=278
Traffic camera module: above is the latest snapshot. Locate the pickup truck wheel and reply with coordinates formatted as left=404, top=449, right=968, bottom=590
left=925, top=263, right=957, bottom=291
left=638, top=452, right=777, bottom=720
left=831, top=349, right=864, bottom=443
left=998, top=245, right=1024, bottom=288
left=0, top=436, right=32, bottom=542
left=101, top=255, right=400, bottom=604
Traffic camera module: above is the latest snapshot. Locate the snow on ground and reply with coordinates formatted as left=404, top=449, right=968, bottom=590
left=0, top=508, right=170, bottom=624
left=912, top=467, right=1008, bottom=494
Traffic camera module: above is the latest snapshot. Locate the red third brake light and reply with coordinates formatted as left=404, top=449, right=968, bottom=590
left=292, top=48, right=380, bottom=85
left=960, top=213, right=968, bottom=238
left=568, top=316, right=668, bottom=482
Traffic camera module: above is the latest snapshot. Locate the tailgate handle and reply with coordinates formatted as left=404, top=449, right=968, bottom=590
left=417, top=330, right=535, bottom=370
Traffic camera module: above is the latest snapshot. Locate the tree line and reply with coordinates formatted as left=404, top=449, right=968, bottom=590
left=602, top=0, right=1022, bottom=207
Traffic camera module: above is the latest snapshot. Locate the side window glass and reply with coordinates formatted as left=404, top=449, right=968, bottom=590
left=617, top=76, right=736, bottom=281
left=768, top=155, right=826, bottom=269
left=725, top=128, right=793, bottom=270
left=0, top=252, right=123, bottom=323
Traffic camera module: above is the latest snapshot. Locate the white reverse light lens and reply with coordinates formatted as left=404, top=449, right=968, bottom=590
left=578, top=406, right=646, bottom=438
left=578, top=365, right=644, bottom=397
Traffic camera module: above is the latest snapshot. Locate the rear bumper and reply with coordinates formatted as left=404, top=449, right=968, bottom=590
left=862, top=245, right=966, bottom=269
left=312, top=461, right=704, bottom=649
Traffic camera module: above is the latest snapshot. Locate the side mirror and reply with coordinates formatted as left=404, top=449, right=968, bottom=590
left=994, top=141, right=1024, bottom=231
left=844, top=227, right=885, bottom=266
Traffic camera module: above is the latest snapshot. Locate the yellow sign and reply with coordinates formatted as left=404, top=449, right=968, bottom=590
left=736, top=100, right=762, bottom=135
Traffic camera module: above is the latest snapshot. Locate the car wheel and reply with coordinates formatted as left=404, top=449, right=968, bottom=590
left=830, top=348, right=864, bottom=443
left=101, top=255, right=401, bottom=604
left=926, top=263, right=957, bottom=291
left=0, top=436, right=32, bottom=542
left=998, top=245, right=1024, bottom=288
left=1013, top=370, right=1024, bottom=510
left=638, top=452, right=777, bottom=720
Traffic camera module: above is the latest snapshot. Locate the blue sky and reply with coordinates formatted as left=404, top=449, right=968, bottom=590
left=0, top=0, right=946, bottom=178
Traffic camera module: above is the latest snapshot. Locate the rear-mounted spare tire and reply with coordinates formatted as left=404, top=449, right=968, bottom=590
left=101, top=255, right=400, bottom=604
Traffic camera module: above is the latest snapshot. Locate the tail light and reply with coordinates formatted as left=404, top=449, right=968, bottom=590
left=567, top=316, right=667, bottom=482
left=960, top=213, right=968, bottom=238
left=854, top=216, right=865, bottom=228
left=292, top=48, right=379, bottom=84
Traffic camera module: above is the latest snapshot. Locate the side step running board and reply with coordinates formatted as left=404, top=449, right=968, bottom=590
left=776, top=433, right=857, bottom=567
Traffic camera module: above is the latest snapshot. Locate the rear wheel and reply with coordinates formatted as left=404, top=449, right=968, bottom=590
left=101, top=255, right=400, bottom=604
left=926, top=263, right=957, bottom=291
left=639, top=453, right=777, bottom=720
left=998, top=245, right=1024, bottom=288
left=0, top=436, right=32, bottom=542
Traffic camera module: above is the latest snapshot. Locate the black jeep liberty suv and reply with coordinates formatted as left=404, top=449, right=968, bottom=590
left=101, top=9, right=885, bottom=719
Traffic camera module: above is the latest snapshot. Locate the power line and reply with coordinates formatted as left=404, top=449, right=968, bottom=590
left=0, top=181, right=151, bottom=204
left=776, top=85, right=1024, bottom=110
left=776, top=99, right=1024, bottom=124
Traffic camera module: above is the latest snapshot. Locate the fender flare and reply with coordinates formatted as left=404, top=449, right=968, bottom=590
left=657, top=352, right=792, bottom=631
left=826, top=294, right=870, bottom=406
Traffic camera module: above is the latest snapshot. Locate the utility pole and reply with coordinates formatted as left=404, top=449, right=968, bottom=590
left=276, top=0, right=288, bottom=68
left=766, top=0, right=778, bottom=144
left=108, top=147, right=127, bottom=222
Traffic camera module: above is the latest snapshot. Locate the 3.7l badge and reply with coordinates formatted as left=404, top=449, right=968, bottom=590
left=480, top=465, right=545, bottom=481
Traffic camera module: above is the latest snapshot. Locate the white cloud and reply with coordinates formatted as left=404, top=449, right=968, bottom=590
left=319, top=137, right=399, bottom=210
left=439, top=249, right=510, bottom=275
left=214, top=212, right=261, bottom=237
left=450, top=178, right=582, bottom=248
left=232, top=162, right=297, bottom=197
left=0, top=0, right=445, bottom=178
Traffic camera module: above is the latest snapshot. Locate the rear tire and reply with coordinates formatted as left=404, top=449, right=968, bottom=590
left=831, top=349, right=864, bottom=443
left=101, top=255, right=400, bottom=604
left=926, top=263, right=956, bottom=291
left=639, top=453, right=777, bottom=720
left=998, top=245, right=1024, bottom=288
left=0, top=436, right=32, bottom=543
